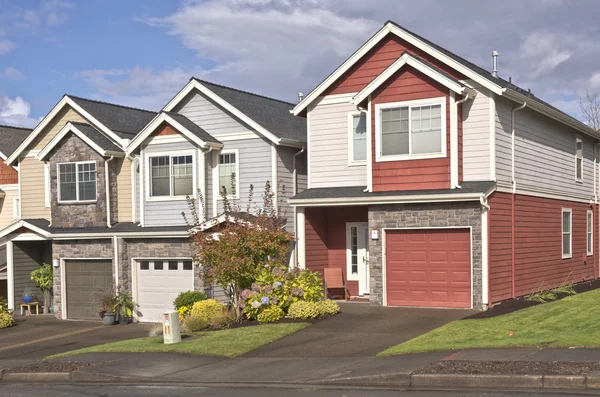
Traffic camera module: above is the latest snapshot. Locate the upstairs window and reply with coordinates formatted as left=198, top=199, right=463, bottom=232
left=149, top=154, right=194, bottom=198
left=218, top=151, right=238, bottom=198
left=562, top=208, right=572, bottom=259
left=576, top=135, right=583, bottom=182
left=58, top=161, right=96, bottom=202
left=376, top=98, right=445, bottom=162
left=349, top=112, right=367, bottom=163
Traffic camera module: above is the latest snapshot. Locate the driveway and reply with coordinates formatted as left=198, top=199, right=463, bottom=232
left=246, top=302, right=475, bottom=358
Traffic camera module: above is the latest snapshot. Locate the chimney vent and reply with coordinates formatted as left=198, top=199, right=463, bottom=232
left=298, top=92, right=304, bottom=103
left=509, top=77, right=512, bottom=84
left=492, top=51, right=499, bottom=78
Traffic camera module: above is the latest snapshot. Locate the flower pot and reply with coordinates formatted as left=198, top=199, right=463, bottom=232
left=102, top=313, right=116, bottom=325
left=49, top=306, right=54, bottom=313
left=119, top=316, right=129, bottom=325
left=23, top=296, right=33, bottom=303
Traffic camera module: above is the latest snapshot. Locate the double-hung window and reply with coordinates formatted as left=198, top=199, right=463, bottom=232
left=58, top=161, right=96, bottom=202
left=349, top=112, right=367, bottom=164
left=149, top=154, right=194, bottom=198
left=218, top=151, right=238, bottom=198
left=562, top=208, right=572, bottom=259
left=576, top=135, right=583, bottom=182
left=376, top=97, right=445, bottom=161
left=588, top=210, right=593, bottom=256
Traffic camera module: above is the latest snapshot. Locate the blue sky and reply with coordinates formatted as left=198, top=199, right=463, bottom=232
left=1, top=0, right=600, bottom=127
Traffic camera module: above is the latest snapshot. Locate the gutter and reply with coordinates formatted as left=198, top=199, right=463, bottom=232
left=289, top=192, right=485, bottom=207
left=105, top=156, right=115, bottom=228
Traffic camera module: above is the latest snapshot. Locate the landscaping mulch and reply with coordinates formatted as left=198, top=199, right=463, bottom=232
left=225, top=314, right=333, bottom=330
left=417, top=360, right=600, bottom=376
left=6, top=361, right=98, bottom=373
left=465, top=279, right=600, bottom=320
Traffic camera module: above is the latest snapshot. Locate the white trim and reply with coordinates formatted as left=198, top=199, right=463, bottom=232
left=23, top=150, right=40, bottom=158
left=12, top=197, right=20, bottom=220
left=489, top=93, right=496, bottom=181
left=316, top=92, right=357, bottom=106
left=50, top=231, right=189, bottom=239
left=296, top=207, right=306, bottom=269
left=481, top=203, right=489, bottom=306
left=17, top=159, right=21, bottom=220
left=366, top=97, right=373, bottom=192
left=144, top=134, right=189, bottom=144
left=562, top=208, right=573, bottom=259
left=576, top=135, right=583, bottom=183
left=347, top=111, right=368, bottom=166
left=307, top=108, right=311, bottom=189
left=6, top=241, right=13, bottom=310
left=163, top=80, right=302, bottom=147
left=0, top=220, right=51, bottom=240
left=449, top=91, right=458, bottom=188
left=56, top=160, right=98, bottom=204
left=374, top=97, right=447, bottom=162
left=381, top=226, right=473, bottom=309
left=139, top=155, right=145, bottom=226
left=272, top=144, right=278, bottom=211
left=495, top=184, right=593, bottom=204
left=290, top=192, right=485, bottom=207
left=44, top=162, right=51, bottom=207
left=352, top=53, right=475, bottom=106
left=346, top=222, right=368, bottom=294
left=216, top=132, right=259, bottom=142
left=212, top=150, right=218, bottom=217
left=199, top=149, right=206, bottom=221
left=145, top=150, right=197, bottom=202
left=216, top=149, right=240, bottom=200
left=131, top=157, right=137, bottom=222
left=0, top=184, right=19, bottom=191
left=588, top=209, right=594, bottom=256
left=113, top=236, right=119, bottom=287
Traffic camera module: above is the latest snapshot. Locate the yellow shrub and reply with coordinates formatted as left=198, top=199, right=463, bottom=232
left=190, top=299, right=225, bottom=323
left=288, top=301, right=320, bottom=320
left=177, top=306, right=189, bottom=317
left=316, top=299, right=340, bottom=315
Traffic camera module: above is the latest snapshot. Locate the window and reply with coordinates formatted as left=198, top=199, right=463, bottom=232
left=588, top=210, right=593, bottom=256
left=154, top=261, right=164, bottom=270
left=350, top=226, right=358, bottom=275
left=562, top=208, right=572, bottom=259
left=140, top=261, right=149, bottom=270
left=13, top=197, right=19, bottom=220
left=168, top=261, right=178, bottom=270
left=58, top=161, right=96, bottom=202
left=149, top=154, right=194, bottom=198
left=218, top=152, right=238, bottom=198
left=576, top=136, right=583, bottom=182
left=349, top=112, right=367, bottom=163
left=183, top=261, right=193, bottom=270
left=376, top=98, right=445, bottom=161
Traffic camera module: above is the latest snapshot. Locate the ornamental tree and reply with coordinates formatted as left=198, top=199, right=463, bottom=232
left=30, top=263, right=53, bottom=314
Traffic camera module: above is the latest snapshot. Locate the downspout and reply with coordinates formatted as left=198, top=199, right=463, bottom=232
left=293, top=146, right=305, bottom=267
left=105, top=156, right=115, bottom=228
left=354, top=106, right=369, bottom=193
left=595, top=143, right=600, bottom=280
left=454, top=93, right=471, bottom=189
left=480, top=195, right=490, bottom=307
left=203, top=146, right=213, bottom=221
left=128, top=156, right=136, bottom=223
left=511, top=102, right=526, bottom=298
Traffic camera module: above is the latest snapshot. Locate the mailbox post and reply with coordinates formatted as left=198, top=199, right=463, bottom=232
left=163, top=311, right=181, bottom=344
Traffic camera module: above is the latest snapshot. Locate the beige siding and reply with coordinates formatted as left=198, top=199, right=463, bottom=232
left=116, top=158, right=132, bottom=223
left=0, top=186, right=18, bottom=228
left=20, top=158, right=49, bottom=219
left=32, top=107, right=88, bottom=151
left=462, top=83, right=491, bottom=181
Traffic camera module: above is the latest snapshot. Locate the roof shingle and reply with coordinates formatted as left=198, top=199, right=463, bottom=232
left=0, top=125, right=32, bottom=158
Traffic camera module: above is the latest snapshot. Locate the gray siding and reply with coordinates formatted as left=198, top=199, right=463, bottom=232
left=462, top=83, right=491, bottom=181
left=309, top=99, right=367, bottom=188
left=13, top=242, right=50, bottom=307
left=495, top=97, right=598, bottom=197
left=277, top=146, right=297, bottom=231
left=296, top=151, right=307, bottom=194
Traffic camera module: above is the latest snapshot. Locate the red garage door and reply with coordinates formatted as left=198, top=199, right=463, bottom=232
left=386, top=229, right=471, bottom=308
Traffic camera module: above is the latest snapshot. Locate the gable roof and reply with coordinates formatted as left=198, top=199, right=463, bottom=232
left=163, top=78, right=306, bottom=147
left=293, top=21, right=598, bottom=138
left=163, top=112, right=222, bottom=144
left=0, top=125, right=32, bottom=160
left=37, top=122, right=123, bottom=161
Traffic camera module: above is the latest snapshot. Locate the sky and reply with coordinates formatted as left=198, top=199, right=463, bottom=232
left=1, top=0, right=599, bottom=128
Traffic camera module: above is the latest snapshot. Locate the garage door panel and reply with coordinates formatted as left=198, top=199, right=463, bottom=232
left=386, top=229, right=471, bottom=308
left=66, top=260, right=112, bottom=321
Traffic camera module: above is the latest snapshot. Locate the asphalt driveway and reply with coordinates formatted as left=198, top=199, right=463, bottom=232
left=246, top=302, right=475, bottom=358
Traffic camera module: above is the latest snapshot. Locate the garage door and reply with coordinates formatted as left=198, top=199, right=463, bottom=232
left=386, top=229, right=471, bottom=308
left=137, top=259, right=194, bottom=323
left=65, top=260, right=112, bottom=320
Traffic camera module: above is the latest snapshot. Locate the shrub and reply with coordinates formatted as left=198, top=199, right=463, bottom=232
left=147, top=322, right=163, bottom=337
left=287, top=301, right=320, bottom=320
left=316, top=299, right=340, bottom=316
left=209, top=308, right=237, bottom=329
left=177, top=306, right=190, bottom=317
left=0, top=297, right=9, bottom=314
left=257, top=306, right=284, bottom=323
left=174, top=291, right=207, bottom=310
left=190, top=299, right=224, bottom=323
left=0, top=312, right=14, bottom=329
left=182, top=314, right=209, bottom=333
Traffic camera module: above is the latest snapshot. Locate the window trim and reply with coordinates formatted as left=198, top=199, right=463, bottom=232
left=12, top=197, right=20, bottom=220
left=374, top=96, right=447, bottom=162
left=346, top=222, right=367, bottom=282
left=575, top=135, right=583, bottom=183
left=217, top=149, right=240, bottom=200
left=145, top=150, right=197, bottom=202
left=44, top=162, right=51, bottom=208
left=56, top=160, right=98, bottom=204
left=562, top=208, right=572, bottom=259
left=348, top=111, right=367, bottom=166
left=588, top=209, right=593, bottom=256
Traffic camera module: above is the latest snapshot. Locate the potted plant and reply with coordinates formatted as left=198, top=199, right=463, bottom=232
left=30, top=263, right=53, bottom=314
left=114, top=289, right=135, bottom=325
left=22, top=287, right=34, bottom=304
left=94, top=288, right=117, bottom=326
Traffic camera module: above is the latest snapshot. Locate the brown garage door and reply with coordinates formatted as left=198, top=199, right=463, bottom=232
left=65, top=260, right=112, bottom=320
left=386, top=229, right=471, bottom=308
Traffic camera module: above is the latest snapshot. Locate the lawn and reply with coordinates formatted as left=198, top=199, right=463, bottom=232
left=47, top=323, right=309, bottom=359
left=379, top=288, right=600, bottom=356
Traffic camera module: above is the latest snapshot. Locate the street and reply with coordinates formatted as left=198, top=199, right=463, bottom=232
left=3, top=384, right=600, bottom=397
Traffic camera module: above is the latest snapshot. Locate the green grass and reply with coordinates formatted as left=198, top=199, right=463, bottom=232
left=379, top=288, right=600, bottom=356
left=47, top=323, right=309, bottom=359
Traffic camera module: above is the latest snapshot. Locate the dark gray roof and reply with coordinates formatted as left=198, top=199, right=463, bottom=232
left=290, top=181, right=496, bottom=201
left=163, top=111, right=221, bottom=144
left=68, top=95, right=157, bottom=139
left=0, top=125, right=32, bottom=157
left=69, top=122, right=122, bottom=153
left=192, top=78, right=306, bottom=144
left=23, top=219, right=189, bottom=234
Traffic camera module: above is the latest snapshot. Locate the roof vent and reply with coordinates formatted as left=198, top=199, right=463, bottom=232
left=492, top=51, right=499, bottom=78
left=298, top=92, right=304, bottom=103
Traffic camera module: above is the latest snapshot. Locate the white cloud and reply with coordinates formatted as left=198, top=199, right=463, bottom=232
left=519, top=31, right=572, bottom=78
left=2, top=67, right=24, bottom=80
left=0, top=95, right=40, bottom=128
left=0, top=39, right=16, bottom=55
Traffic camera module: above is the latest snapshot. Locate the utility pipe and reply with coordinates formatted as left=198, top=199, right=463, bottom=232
left=454, top=94, right=471, bottom=189
left=203, top=146, right=213, bottom=221
left=105, top=156, right=114, bottom=228
left=511, top=102, right=526, bottom=298
left=292, top=146, right=305, bottom=267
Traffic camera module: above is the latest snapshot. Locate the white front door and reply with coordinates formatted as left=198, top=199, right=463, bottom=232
left=347, top=222, right=369, bottom=296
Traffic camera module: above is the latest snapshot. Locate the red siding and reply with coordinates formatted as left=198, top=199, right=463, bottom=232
left=0, top=160, right=17, bottom=184
left=152, top=122, right=179, bottom=136
left=304, top=206, right=368, bottom=297
left=370, top=67, right=451, bottom=192
left=489, top=192, right=597, bottom=303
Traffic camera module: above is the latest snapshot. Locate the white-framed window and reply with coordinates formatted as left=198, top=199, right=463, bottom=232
left=588, top=210, right=593, bottom=256
left=218, top=150, right=239, bottom=199
left=375, top=97, right=446, bottom=162
left=12, top=197, right=20, bottom=219
left=345, top=222, right=367, bottom=282
left=348, top=112, right=367, bottom=164
left=148, top=153, right=195, bottom=199
left=57, top=161, right=97, bottom=203
left=576, top=135, right=583, bottom=182
left=44, top=162, right=50, bottom=207
left=562, top=208, right=572, bottom=259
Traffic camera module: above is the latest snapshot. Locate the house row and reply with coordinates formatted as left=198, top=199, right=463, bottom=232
left=1, top=20, right=598, bottom=320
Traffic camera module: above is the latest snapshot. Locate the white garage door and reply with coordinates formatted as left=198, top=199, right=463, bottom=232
left=136, top=259, right=194, bottom=323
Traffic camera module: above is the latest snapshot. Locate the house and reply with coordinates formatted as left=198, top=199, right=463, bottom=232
left=1, top=80, right=306, bottom=322
left=289, top=21, right=599, bottom=309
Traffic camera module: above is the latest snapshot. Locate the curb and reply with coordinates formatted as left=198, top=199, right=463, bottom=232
left=410, top=373, right=600, bottom=390
left=313, top=372, right=411, bottom=387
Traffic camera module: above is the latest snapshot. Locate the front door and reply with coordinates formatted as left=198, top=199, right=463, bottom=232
left=347, top=222, right=369, bottom=296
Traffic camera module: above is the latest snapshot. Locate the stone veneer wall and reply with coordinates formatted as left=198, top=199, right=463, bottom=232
left=368, top=201, right=483, bottom=309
